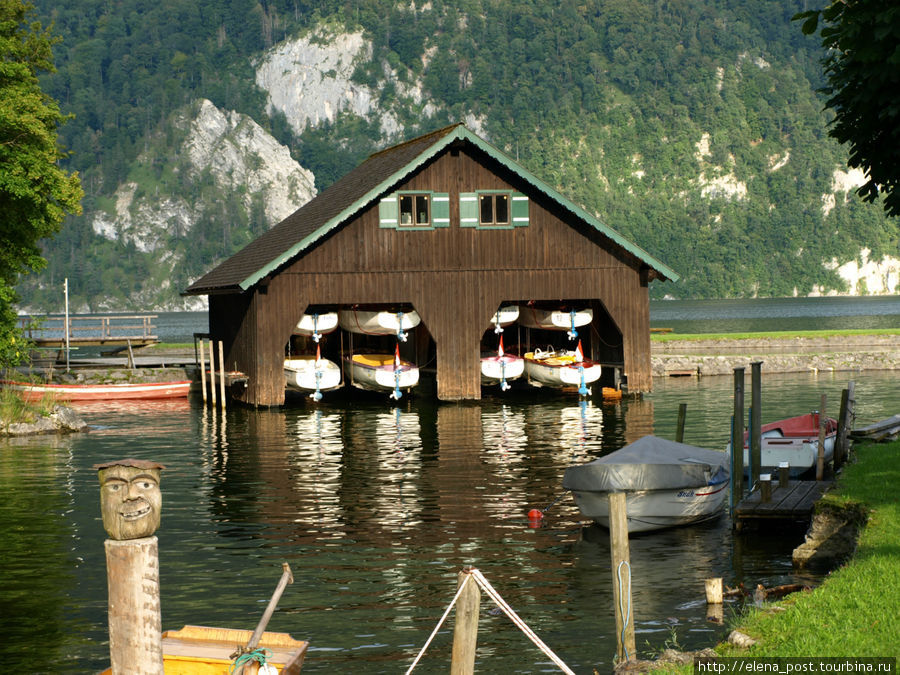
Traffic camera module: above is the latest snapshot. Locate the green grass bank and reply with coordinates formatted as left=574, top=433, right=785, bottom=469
left=652, top=439, right=900, bottom=671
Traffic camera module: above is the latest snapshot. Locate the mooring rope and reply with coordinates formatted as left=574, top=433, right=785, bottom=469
left=405, top=568, right=575, bottom=675
left=404, top=573, right=474, bottom=674
left=617, top=560, right=632, bottom=662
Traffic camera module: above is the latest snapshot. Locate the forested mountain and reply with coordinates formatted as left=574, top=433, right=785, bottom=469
left=20, top=0, right=899, bottom=311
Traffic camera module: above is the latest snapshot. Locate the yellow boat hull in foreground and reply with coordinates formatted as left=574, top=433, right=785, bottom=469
left=101, top=625, right=308, bottom=674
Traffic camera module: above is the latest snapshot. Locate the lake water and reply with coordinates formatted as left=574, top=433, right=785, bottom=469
left=1, top=298, right=897, bottom=673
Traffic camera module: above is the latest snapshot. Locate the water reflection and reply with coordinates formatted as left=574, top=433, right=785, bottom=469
left=1, top=371, right=896, bottom=673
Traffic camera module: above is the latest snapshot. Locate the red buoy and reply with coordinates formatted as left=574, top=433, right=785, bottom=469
left=527, top=508, right=543, bottom=520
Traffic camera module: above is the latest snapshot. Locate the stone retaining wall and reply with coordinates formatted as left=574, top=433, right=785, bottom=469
left=651, top=335, right=900, bottom=377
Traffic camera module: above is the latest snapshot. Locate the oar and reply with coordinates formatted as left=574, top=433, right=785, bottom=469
left=236, top=562, right=294, bottom=673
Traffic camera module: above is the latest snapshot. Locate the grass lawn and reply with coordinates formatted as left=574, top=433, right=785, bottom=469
left=651, top=439, right=900, bottom=671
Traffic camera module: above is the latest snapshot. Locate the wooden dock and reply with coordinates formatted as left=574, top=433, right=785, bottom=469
left=19, top=315, right=159, bottom=358
left=734, top=480, right=833, bottom=530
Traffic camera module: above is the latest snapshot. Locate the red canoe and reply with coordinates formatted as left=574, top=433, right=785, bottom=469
left=0, top=379, right=192, bottom=402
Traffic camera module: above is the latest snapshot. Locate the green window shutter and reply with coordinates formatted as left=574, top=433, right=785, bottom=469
left=379, top=194, right=398, bottom=228
left=432, top=192, right=450, bottom=227
left=460, top=192, right=478, bottom=227
left=511, top=193, right=529, bottom=227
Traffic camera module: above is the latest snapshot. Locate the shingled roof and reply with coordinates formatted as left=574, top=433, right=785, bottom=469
left=184, top=124, right=677, bottom=295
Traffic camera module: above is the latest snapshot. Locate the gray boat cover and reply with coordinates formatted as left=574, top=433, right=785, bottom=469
left=562, top=435, right=729, bottom=492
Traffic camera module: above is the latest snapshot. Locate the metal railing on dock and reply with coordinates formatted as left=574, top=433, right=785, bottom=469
left=19, top=314, right=159, bottom=348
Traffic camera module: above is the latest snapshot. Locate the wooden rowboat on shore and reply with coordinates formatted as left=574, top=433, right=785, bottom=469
left=0, top=379, right=191, bottom=402
left=99, top=624, right=308, bottom=674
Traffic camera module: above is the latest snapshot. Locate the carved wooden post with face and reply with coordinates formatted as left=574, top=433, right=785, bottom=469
left=95, top=459, right=166, bottom=675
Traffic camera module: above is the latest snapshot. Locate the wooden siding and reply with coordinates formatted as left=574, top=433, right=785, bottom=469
left=217, top=145, right=653, bottom=405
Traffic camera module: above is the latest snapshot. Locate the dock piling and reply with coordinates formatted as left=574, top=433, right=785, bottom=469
left=198, top=339, right=207, bottom=404
left=450, top=568, right=480, bottom=675
left=608, top=492, right=635, bottom=663
left=816, top=394, right=827, bottom=481
left=778, top=462, right=790, bottom=488
left=218, top=341, right=226, bottom=410
left=750, top=362, right=762, bottom=487
left=731, top=367, right=746, bottom=518
left=759, top=474, right=772, bottom=503
left=835, top=382, right=855, bottom=469
left=675, top=403, right=687, bottom=443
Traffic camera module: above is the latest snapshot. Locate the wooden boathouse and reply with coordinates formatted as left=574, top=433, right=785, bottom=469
left=183, top=124, right=678, bottom=406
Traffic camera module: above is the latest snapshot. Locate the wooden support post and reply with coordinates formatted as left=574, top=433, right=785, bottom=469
left=816, top=394, right=827, bottom=481
left=218, top=340, right=226, bottom=410
left=208, top=339, right=217, bottom=409
left=675, top=403, right=687, bottom=443
left=608, top=493, right=635, bottom=664
left=705, top=578, right=723, bottom=604
left=450, top=568, right=481, bottom=675
left=778, top=462, right=790, bottom=488
left=105, top=537, right=164, bottom=674
left=198, top=339, right=207, bottom=404
left=750, top=362, right=763, bottom=487
left=126, top=339, right=135, bottom=370
left=731, top=367, right=745, bottom=516
left=759, top=474, right=772, bottom=503
left=835, top=382, right=855, bottom=469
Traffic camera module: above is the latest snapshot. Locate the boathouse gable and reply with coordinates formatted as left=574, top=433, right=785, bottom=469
left=185, top=124, right=678, bottom=405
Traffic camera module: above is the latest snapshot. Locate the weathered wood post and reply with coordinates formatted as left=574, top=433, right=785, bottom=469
left=218, top=340, right=227, bottom=409
left=835, top=381, right=855, bottom=469
left=759, top=474, right=772, bottom=503
left=731, top=367, right=745, bottom=517
left=816, top=394, right=827, bottom=481
left=95, top=459, right=166, bottom=675
left=198, top=338, right=208, bottom=404
left=750, top=362, right=763, bottom=487
left=675, top=403, right=687, bottom=443
left=705, top=577, right=723, bottom=624
left=208, top=339, right=217, bottom=408
left=609, top=493, right=635, bottom=663
left=778, top=461, right=790, bottom=489
left=450, top=567, right=481, bottom=675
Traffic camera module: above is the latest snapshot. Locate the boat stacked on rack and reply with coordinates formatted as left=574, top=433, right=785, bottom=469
left=523, top=342, right=601, bottom=395
left=293, top=311, right=339, bottom=342
left=338, top=308, right=421, bottom=341
left=480, top=335, right=524, bottom=390
left=563, top=435, right=730, bottom=533
left=284, top=345, right=342, bottom=401
left=345, top=345, right=419, bottom=400
left=518, top=305, right=593, bottom=339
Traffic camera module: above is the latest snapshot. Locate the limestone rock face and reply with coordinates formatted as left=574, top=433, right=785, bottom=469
left=88, top=99, right=316, bottom=310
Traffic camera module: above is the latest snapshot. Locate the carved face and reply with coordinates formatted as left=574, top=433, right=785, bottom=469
left=98, top=464, right=162, bottom=540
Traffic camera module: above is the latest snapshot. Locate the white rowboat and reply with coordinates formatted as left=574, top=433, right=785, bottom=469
left=284, top=356, right=342, bottom=399
left=518, top=306, right=592, bottom=338
left=338, top=309, right=420, bottom=340
left=524, top=345, right=601, bottom=394
left=346, top=353, right=419, bottom=400
left=293, top=312, right=339, bottom=339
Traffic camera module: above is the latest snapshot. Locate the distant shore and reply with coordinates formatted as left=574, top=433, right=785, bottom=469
left=651, top=334, right=899, bottom=376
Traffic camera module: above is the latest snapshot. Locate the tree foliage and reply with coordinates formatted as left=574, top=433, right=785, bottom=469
left=795, top=1, right=900, bottom=217
left=14, top=0, right=899, bottom=307
left=0, top=0, right=82, bottom=366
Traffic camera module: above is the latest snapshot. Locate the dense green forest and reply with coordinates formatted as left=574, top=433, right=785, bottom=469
left=20, top=0, right=899, bottom=310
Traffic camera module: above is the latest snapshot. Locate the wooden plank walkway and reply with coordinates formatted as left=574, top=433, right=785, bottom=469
left=734, top=480, right=833, bottom=529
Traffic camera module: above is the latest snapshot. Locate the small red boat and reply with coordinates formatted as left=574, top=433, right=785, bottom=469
left=0, top=379, right=192, bottom=402
left=728, top=412, right=838, bottom=477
